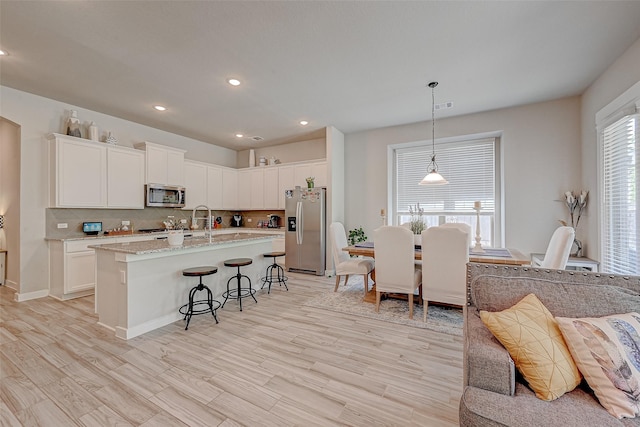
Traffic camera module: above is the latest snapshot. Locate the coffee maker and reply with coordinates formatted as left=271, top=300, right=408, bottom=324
left=231, top=214, right=243, bottom=227
left=268, top=215, right=281, bottom=228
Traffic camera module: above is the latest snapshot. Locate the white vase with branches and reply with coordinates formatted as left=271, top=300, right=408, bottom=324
left=559, top=190, right=588, bottom=257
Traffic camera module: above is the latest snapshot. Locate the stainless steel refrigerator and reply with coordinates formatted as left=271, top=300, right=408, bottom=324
left=285, top=187, right=326, bottom=275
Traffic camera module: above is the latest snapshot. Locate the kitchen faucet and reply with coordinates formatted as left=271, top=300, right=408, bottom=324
left=192, top=205, right=213, bottom=243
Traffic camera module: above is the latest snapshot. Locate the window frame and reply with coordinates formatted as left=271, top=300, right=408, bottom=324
left=387, top=131, right=504, bottom=247
left=596, top=81, right=640, bottom=275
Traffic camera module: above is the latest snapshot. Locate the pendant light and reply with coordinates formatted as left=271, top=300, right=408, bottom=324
left=419, top=81, right=448, bottom=185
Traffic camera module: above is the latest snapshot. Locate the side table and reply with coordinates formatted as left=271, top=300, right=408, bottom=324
left=531, top=252, right=599, bottom=272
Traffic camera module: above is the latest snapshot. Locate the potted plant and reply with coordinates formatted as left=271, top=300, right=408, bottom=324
left=348, top=226, right=367, bottom=246
left=306, top=176, right=315, bottom=189
left=409, top=203, right=426, bottom=245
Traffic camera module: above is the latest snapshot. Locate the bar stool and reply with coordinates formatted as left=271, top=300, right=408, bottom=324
left=261, top=252, right=288, bottom=294
left=178, top=266, right=220, bottom=330
left=222, top=258, right=257, bottom=311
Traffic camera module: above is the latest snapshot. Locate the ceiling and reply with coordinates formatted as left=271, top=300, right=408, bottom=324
left=2, top=1, right=640, bottom=151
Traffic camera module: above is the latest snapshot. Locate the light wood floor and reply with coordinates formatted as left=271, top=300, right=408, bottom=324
left=0, top=273, right=463, bottom=426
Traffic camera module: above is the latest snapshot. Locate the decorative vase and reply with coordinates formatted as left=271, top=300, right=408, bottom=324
left=66, top=110, right=81, bottom=138
left=414, top=234, right=422, bottom=247
left=167, top=229, right=184, bottom=246
left=571, top=238, right=583, bottom=257
left=105, top=132, right=118, bottom=145
left=307, top=182, right=314, bottom=189
left=88, top=122, right=99, bottom=141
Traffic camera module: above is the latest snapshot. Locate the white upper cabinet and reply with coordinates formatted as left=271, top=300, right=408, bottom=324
left=49, top=135, right=107, bottom=208
left=135, top=141, right=186, bottom=186
left=207, top=166, right=223, bottom=209
left=293, top=161, right=327, bottom=188
left=221, top=168, right=238, bottom=210
left=107, top=146, right=145, bottom=208
left=277, top=165, right=295, bottom=209
left=183, top=160, right=208, bottom=210
left=48, top=134, right=144, bottom=209
left=263, top=168, right=279, bottom=209
left=250, top=169, right=265, bottom=209
left=237, top=170, right=251, bottom=210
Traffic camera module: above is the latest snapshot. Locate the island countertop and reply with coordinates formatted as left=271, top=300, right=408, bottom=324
left=89, top=232, right=280, bottom=255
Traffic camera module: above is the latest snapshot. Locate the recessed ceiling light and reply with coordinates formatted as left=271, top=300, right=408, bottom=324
left=300, top=120, right=309, bottom=126
left=0, top=50, right=7, bottom=56
left=228, top=79, right=241, bottom=86
left=235, top=133, right=244, bottom=138
left=153, top=105, right=167, bottom=111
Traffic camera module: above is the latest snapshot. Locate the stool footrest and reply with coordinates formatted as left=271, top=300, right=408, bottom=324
left=179, top=299, right=221, bottom=316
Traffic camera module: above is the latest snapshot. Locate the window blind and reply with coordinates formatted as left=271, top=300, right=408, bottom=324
left=396, top=138, right=495, bottom=213
left=601, top=113, right=639, bottom=275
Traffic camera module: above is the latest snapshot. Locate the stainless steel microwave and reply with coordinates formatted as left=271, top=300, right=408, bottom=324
left=145, top=184, right=186, bottom=208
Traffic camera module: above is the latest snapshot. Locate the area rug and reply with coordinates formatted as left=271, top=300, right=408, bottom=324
left=303, top=276, right=463, bottom=336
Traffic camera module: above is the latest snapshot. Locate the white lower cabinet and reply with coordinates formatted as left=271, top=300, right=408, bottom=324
left=49, top=234, right=157, bottom=300
left=50, top=239, right=114, bottom=300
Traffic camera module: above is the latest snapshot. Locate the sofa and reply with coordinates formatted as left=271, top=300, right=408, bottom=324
left=460, top=262, right=640, bottom=427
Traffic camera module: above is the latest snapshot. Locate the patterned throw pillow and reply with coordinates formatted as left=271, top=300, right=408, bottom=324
left=480, top=293, right=582, bottom=401
left=556, top=312, right=640, bottom=419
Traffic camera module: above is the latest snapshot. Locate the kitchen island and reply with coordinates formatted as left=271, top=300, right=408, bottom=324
left=90, top=232, right=279, bottom=339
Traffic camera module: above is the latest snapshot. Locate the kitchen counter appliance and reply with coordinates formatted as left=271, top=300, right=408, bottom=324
left=285, top=187, right=326, bottom=275
left=145, top=184, right=186, bottom=208
left=268, top=215, right=281, bottom=228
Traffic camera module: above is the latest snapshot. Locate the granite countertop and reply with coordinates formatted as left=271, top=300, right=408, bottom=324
left=89, top=232, right=280, bottom=255
left=46, top=228, right=284, bottom=241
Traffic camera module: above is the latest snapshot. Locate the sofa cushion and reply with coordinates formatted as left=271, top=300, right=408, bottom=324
left=471, top=275, right=640, bottom=318
left=480, top=293, right=581, bottom=401
left=557, top=312, right=640, bottom=419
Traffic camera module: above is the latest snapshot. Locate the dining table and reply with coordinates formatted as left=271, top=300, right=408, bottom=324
left=342, top=242, right=529, bottom=303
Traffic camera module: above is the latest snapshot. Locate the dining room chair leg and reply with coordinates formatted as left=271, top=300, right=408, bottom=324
left=375, top=291, right=381, bottom=312
left=424, top=300, right=429, bottom=322
left=344, top=275, right=350, bottom=287
left=409, top=294, right=414, bottom=319
left=418, top=284, right=423, bottom=305
left=334, top=275, right=341, bottom=292
left=363, top=274, right=368, bottom=295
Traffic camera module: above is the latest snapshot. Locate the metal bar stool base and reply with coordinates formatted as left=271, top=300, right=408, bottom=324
left=179, top=266, right=220, bottom=330
left=260, top=252, right=288, bottom=294
left=222, top=258, right=257, bottom=312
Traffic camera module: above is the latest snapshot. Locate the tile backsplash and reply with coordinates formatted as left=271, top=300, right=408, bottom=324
left=46, top=208, right=285, bottom=238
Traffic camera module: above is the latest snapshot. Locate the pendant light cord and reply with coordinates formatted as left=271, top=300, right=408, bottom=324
left=428, top=81, right=438, bottom=163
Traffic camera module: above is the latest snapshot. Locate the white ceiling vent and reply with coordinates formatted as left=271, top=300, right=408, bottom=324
left=251, top=136, right=264, bottom=141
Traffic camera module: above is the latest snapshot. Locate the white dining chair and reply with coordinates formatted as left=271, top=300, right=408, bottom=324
left=330, top=222, right=374, bottom=294
left=374, top=226, right=422, bottom=319
left=421, top=226, right=469, bottom=321
left=440, top=222, right=472, bottom=248
left=540, top=226, right=575, bottom=269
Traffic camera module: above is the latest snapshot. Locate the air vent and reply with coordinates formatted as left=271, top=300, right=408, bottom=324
left=435, top=101, right=453, bottom=110
left=251, top=136, right=264, bottom=141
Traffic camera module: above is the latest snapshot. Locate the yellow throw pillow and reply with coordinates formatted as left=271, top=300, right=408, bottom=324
left=556, top=312, right=640, bottom=419
left=480, top=293, right=581, bottom=401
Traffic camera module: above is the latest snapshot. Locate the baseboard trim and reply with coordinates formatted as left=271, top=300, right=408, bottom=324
left=113, top=312, right=183, bottom=340
left=14, top=289, right=50, bottom=302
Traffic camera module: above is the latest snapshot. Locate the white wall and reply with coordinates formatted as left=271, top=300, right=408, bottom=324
left=237, top=137, right=326, bottom=168
left=344, top=96, right=582, bottom=257
left=0, top=118, right=21, bottom=289
left=0, top=86, right=238, bottom=297
left=580, top=37, right=640, bottom=262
